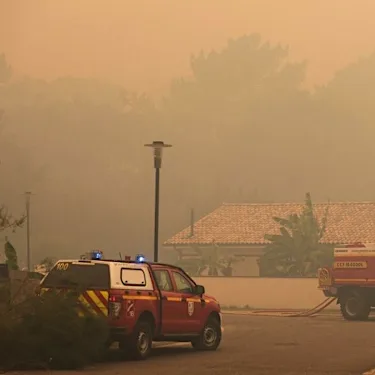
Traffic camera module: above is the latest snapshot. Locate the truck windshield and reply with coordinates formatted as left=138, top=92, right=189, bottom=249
left=41, top=262, right=110, bottom=290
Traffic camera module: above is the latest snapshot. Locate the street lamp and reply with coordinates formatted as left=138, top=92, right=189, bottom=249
left=144, top=141, right=172, bottom=262
left=24, top=191, right=32, bottom=271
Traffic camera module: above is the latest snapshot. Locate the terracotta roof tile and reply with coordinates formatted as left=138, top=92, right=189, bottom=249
left=164, top=202, right=375, bottom=246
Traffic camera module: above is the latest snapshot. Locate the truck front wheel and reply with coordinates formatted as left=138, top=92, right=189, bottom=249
left=340, top=289, right=370, bottom=321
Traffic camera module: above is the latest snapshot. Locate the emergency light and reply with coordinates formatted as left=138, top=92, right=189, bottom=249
left=136, top=254, right=145, bottom=263
left=91, top=250, right=103, bottom=260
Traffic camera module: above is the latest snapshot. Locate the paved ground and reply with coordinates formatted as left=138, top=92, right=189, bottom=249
left=16, top=313, right=375, bottom=375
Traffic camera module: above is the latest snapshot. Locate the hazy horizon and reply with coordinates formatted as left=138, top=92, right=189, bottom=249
left=2, top=0, right=375, bottom=95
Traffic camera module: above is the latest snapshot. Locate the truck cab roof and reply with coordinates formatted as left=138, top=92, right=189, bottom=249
left=40, top=258, right=198, bottom=292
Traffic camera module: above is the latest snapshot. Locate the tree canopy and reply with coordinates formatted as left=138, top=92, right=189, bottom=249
left=162, top=34, right=313, bottom=215
left=0, top=73, right=160, bottom=260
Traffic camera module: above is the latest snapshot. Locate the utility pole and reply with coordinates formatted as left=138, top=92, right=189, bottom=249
left=24, top=192, right=32, bottom=271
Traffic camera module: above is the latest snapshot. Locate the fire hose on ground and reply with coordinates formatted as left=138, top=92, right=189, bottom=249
left=224, top=297, right=337, bottom=317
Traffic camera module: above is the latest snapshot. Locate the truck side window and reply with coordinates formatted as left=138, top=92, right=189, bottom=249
left=172, top=271, right=193, bottom=294
left=153, top=270, right=173, bottom=292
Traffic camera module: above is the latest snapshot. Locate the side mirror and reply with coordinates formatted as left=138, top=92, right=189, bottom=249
left=193, top=284, right=205, bottom=295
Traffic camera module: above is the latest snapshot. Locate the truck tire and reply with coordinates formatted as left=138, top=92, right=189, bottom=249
left=129, top=320, right=153, bottom=360
left=340, top=289, right=370, bottom=321
left=191, top=317, right=222, bottom=351
left=119, top=321, right=153, bottom=360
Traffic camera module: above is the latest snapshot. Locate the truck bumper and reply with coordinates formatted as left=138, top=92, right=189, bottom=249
left=219, top=313, right=224, bottom=333
left=319, top=287, right=338, bottom=297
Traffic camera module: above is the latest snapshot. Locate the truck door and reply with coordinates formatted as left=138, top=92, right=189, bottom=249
left=153, top=269, right=181, bottom=334
left=170, top=270, right=202, bottom=334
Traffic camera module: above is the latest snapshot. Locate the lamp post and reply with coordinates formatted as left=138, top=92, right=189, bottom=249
left=144, top=141, right=172, bottom=262
left=24, top=191, right=32, bottom=271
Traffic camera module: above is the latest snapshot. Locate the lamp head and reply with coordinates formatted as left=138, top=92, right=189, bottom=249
left=144, top=141, right=172, bottom=168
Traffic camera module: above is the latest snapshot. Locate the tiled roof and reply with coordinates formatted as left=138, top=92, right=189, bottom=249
left=164, top=202, right=375, bottom=246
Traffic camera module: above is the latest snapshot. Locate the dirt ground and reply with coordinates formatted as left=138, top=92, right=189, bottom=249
left=10, top=313, right=375, bottom=375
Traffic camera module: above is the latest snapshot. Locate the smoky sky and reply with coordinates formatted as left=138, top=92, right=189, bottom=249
left=1, top=0, right=375, bottom=266
left=1, top=0, right=375, bottom=96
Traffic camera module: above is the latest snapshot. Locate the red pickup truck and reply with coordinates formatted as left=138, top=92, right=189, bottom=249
left=40, top=252, right=223, bottom=360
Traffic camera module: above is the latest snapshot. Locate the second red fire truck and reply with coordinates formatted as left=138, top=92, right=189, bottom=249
left=318, top=243, right=375, bottom=320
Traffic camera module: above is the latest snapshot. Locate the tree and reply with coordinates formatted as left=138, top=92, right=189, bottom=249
left=0, top=207, right=25, bottom=233
left=259, top=192, right=333, bottom=277
left=0, top=107, right=23, bottom=271
left=0, top=73, right=162, bottom=260
left=0, top=105, right=26, bottom=267
left=4, top=237, right=19, bottom=270
left=161, top=33, right=314, bottom=228
left=311, top=52, right=375, bottom=200
left=38, top=257, right=56, bottom=272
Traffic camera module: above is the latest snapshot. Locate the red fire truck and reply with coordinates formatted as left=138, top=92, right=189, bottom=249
left=39, top=252, right=223, bottom=360
left=318, top=243, right=375, bottom=320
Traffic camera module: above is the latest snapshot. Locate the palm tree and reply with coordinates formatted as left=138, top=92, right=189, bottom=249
left=260, top=192, right=333, bottom=277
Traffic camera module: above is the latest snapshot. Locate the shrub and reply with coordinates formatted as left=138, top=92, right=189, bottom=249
left=0, top=289, right=109, bottom=370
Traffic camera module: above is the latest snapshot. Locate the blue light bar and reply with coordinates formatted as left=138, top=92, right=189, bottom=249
left=91, top=250, right=103, bottom=260
left=136, top=254, right=145, bottom=263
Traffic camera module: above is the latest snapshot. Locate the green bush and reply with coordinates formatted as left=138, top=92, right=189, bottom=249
left=0, top=289, right=109, bottom=370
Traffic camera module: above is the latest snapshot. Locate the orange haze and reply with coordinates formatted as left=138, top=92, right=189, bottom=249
left=1, top=0, right=375, bottom=95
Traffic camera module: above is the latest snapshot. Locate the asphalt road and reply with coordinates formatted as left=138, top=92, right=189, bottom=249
left=20, top=314, right=375, bottom=375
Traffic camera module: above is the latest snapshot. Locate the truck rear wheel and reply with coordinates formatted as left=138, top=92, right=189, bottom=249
left=129, top=321, right=153, bottom=360
left=340, top=289, right=370, bottom=321
left=191, top=317, right=222, bottom=351
left=119, top=321, right=153, bottom=360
